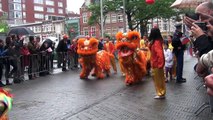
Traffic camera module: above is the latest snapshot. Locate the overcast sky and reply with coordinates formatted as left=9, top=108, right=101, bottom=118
left=67, top=0, right=85, bottom=13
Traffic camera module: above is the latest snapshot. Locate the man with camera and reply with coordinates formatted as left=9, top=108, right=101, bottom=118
left=184, top=2, right=213, bottom=96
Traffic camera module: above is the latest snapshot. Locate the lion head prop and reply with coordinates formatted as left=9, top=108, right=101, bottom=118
left=115, top=31, right=147, bottom=85
left=115, top=31, right=140, bottom=58
left=77, top=37, right=99, bottom=56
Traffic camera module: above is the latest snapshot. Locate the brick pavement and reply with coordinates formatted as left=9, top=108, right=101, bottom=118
left=60, top=57, right=213, bottom=120
left=9, top=55, right=213, bottom=120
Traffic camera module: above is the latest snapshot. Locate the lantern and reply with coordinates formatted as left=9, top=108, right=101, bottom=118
left=146, top=0, right=155, bottom=4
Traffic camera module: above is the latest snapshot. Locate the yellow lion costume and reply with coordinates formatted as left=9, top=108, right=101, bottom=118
left=77, top=37, right=113, bottom=79
left=115, top=31, right=147, bottom=85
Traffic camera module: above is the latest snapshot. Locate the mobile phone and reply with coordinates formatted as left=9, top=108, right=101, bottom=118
left=185, top=13, right=199, bottom=20
left=194, top=22, right=207, bottom=31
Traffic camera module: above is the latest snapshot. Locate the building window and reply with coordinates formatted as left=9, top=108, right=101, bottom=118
left=34, top=6, right=44, bottom=11
left=118, top=14, right=123, bottom=22
left=111, top=14, right=117, bottom=23
left=23, top=12, right=26, bottom=18
left=105, top=27, right=111, bottom=35
left=91, top=27, right=96, bottom=36
left=0, top=4, right=2, bottom=9
left=106, top=14, right=110, bottom=24
left=34, top=0, right=43, bottom=4
left=163, top=23, right=167, bottom=31
left=58, top=2, right=63, bottom=7
left=112, top=27, right=117, bottom=35
left=58, top=9, right=63, bottom=14
left=13, top=0, right=21, bottom=3
left=83, top=27, right=89, bottom=36
left=47, top=7, right=54, bottom=13
left=14, top=11, right=22, bottom=18
left=46, top=0, right=54, bottom=6
left=82, top=13, right=88, bottom=23
left=34, top=13, right=44, bottom=19
left=22, top=4, right=26, bottom=10
left=14, top=3, right=21, bottom=10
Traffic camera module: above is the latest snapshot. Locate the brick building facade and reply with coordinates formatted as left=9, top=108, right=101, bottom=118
left=0, top=0, right=67, bottom=25
left=80, top=0, right=125, bottom=39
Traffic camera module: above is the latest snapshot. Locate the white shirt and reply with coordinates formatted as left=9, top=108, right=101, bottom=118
left=164, top=48, right=174, bottom=68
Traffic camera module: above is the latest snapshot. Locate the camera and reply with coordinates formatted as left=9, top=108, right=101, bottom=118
left=194, top=22, right=208, bottom=31
left=185, top=13, right=199, bottom=20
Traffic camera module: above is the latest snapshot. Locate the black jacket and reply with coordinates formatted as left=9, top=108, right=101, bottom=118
left=56, top=39, right=68, bottom=52
left=193, top=35, right=213, bottom=57
left=172, top=30, right=185, bottom=54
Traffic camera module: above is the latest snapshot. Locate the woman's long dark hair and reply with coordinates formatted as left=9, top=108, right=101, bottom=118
left=148, top=28, right=163, bottom=42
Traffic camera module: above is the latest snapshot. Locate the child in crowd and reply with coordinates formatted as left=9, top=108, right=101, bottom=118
left=163, top=41, right=174, bottom=82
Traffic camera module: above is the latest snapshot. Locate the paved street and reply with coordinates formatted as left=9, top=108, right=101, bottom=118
left=8, top=54, right=213, bottom=120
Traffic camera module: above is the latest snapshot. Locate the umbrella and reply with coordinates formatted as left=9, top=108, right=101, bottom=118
left=170, top=0, right=207, bottom=9
left=41, top=39, right=53, bottom=47
left=8, top=27, right=34, bottom=36
left=40, top=39, right=54, bottom=51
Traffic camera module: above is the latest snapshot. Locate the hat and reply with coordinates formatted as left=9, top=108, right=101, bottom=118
left=175, top=23, right=182, bottom=28
left=63, top=34, right=69, bottom=39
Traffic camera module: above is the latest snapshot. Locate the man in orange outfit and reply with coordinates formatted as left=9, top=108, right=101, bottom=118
left=104, top=36, right=117, bottom=74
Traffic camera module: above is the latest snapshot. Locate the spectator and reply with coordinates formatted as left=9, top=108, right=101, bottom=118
left=4, top=37, right=12, bottom=85
left=20, top=42, right=30, bottom=79
left=56, top=34, right=68, bottom=71
left=184, top=2, right=213, bottom=57
left=28, top=36, right=40, bottom=80
left=167, top=35, right=176, bottom=79
left=149, top=27, right=166, bottom=99
left=172, top=23, right=186, bottom=83
left=98, top=38, right=104, bottom=51
left=70, top=39, right=79, bottom=69
left=140, top=35, right=148, bottom=49
left=0, top=39, right=7, bottom=86
left=11, top=34, right=23, bottom=83
left=103, top=36, right=117, bottom=74
left=163, top=41, right=173, bottom=83
left=40, top=42, right=52, bottom=75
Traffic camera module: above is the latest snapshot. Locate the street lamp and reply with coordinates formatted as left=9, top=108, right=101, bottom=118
left=100, top=0, right=104, bottom=38
left=123, top=0, right=126, bottom=33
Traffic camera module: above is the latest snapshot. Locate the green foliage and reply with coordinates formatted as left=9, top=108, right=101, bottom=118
left=87, top=0, right=182, bottom=35
left=0, top=15, right=9, bottom=33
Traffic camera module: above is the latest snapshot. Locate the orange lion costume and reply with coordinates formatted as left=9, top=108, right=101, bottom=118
left=77, top=37, right=113, bottom=79
left=115, top=31, right=147, bottom=85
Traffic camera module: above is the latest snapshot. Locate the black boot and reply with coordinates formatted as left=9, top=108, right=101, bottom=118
left=6, top=80, right=12, bottom=85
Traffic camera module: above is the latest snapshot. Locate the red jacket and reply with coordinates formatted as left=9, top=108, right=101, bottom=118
left=150, top=40, right=165, bottom=69
left=103, top=42, right=115, bottom=54
left=20, top=47, right=30, bottom=66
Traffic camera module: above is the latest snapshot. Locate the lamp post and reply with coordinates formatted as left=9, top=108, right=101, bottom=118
left=123, top=0, right=126, bottom=32
left=100, top=0, right=104, bottom=37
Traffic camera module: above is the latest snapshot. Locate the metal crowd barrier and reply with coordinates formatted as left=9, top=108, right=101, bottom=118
left=0, top=51, right=55, bottom=81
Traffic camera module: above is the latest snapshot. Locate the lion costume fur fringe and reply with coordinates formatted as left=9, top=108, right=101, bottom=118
left=77, top=37, right=114, bottom=79
left=115, top=31, right=147, bottom=85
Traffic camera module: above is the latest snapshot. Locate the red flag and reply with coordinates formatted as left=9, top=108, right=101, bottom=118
left=180, top=36, right=190, bottom=45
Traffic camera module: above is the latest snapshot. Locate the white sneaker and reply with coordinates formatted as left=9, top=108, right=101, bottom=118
left=154, top=95, right=165, bottom=99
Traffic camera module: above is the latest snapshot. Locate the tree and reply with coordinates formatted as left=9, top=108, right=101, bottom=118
left=88, top=1, right=117, bottom=29
left=0, top=14, right=9, bottom=33
left=88, top=0, right=183, bottom=36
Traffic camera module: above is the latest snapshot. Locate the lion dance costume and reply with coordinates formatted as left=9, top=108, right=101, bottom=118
left=115, top=31, right=147, bottom=85
left=0, top=88, right=13, bottom=120
left=77, top=37, right=113, bottom=79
